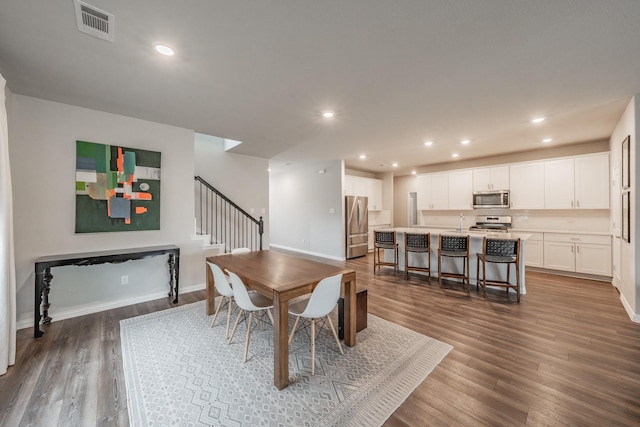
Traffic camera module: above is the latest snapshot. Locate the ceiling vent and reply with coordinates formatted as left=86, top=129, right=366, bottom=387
left=74, top=0, right=114, bottom=42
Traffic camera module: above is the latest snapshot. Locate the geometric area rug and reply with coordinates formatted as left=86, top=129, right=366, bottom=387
left=120, top=300, right=453, bottom=426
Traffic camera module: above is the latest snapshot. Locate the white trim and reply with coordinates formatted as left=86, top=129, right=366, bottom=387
left=619, top=292, right=640, bottom=323
left=269, top=243, right=345, bottom=261
left=17, top=283, right=206, bottom=330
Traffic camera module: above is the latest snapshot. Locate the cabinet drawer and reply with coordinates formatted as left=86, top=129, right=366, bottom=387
left=544, top=233, right=611, bottom=245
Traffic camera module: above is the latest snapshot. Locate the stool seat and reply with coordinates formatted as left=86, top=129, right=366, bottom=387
left=374, top=230, right=398, bottom=274
left=440, top=249, right=468, bottom=257
left=437, top=234, right=470, bottom=292
left=481, top=254, right=517, bottom=263
left=404, top=232, right=431, bottom=280
left=476, top=237, right=521, bottom=303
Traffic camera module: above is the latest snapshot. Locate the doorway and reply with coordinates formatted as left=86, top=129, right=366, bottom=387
left=408, top=192, right=417, bottom=226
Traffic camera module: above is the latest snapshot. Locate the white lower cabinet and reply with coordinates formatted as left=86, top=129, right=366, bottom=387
left=524, top=233, right=544, bottom=268
left=543, top=233, right=611, bottom=276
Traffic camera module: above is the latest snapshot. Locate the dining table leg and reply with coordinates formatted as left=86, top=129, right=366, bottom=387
left=343, top=275, right=357, bottom=347
left=273, top=293, right=289, bottom=390
left=205, top=263, right=217, bottom=315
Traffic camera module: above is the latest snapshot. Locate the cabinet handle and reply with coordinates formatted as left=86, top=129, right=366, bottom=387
left=576, top=200, right=580, bottom=208
left=577, top=246, right=580, bottom=253
left=571, top=200, right=574, bottom=208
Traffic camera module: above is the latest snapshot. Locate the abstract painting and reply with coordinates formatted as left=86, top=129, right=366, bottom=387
left=75, top=140, right=161, bottom=233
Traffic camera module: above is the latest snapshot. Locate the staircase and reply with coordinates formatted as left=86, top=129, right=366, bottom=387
left=194, top=176, right=263, bottom=253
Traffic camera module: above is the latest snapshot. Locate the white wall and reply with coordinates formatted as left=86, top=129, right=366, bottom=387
left=194, top=133, right=270, bottom=246
left=610, top=96, right=638, bottom=320
left=9, top=95, right=205, bottom=327
left=269, top=160, right=344, bottom=259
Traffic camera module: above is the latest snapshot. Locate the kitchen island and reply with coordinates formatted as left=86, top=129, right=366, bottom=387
left=374, top=227, right=533, bottom=295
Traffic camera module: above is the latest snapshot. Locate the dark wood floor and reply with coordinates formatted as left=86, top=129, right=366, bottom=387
left=2, top=253, right=640, bottom=426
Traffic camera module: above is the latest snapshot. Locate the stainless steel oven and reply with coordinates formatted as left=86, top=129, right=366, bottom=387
left=472, top=190, right=509, bottom=209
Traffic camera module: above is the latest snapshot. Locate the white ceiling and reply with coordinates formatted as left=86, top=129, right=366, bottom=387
left=1, top=1, right=639, bottom=176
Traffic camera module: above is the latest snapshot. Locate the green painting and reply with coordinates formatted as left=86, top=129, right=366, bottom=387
left=75, top=140, right=161, bottom=233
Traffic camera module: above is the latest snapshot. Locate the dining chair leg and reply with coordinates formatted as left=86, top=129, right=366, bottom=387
left=311, top=319, right=316, bottom=375
left=225, top=299, right=233, bottom=340
left=326, top=315, right=344, bottom=355
left=228, top=308, right=245, bottom=344
left=259, top=309, right=264, bottom=331
left=210, top=295, right=226, bottom=328
left=244, top=312, right=253, bottom=362
left=288, top=316, right=301, bottom=346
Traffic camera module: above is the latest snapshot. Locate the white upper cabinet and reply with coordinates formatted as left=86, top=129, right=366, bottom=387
left=544, top=158, right=575, bottom=209
left=344, top=175, right=354, bottom=196
left=449, top=170, right=473, bottom=210
left=509, top=161, right=545, bottom=209
left=367, top=178, right=383, bottom=210
left=417, top=172, right=448, bottom=210
left=431, top=173, right=449, bottom=210
left=472, top=166, right=509, bottom=191
left=544, top=153, right=610, bottom=209
left=574, top=153, right=610, bottom=209
left=344, top=175, right=383, bottom=210
left=416, top=174, right=432, bottom=210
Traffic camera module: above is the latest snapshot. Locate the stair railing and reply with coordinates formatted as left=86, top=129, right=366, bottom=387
left=194, top=176, right=263, bottom=252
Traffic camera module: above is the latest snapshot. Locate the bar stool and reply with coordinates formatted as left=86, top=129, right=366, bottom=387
left=437, top=234, right=470, bottom=292
left=373, top=230, right=398, bottom=274
left=476, top=237, right=521, bottom=303
left=404, top=232, right=431, bottom=281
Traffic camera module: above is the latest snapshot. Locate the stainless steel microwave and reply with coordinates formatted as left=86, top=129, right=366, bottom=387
left=473, top=190, right=510, bottom=209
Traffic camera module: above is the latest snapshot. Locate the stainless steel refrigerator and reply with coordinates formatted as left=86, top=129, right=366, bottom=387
left=345, top=195, right=369, bottom=259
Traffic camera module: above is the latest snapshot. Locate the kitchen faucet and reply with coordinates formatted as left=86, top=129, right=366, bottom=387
left=459, top=213, right=465, bottom=233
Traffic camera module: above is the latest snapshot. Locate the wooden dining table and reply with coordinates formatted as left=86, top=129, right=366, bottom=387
left=205, top=250, right=357, bottom=390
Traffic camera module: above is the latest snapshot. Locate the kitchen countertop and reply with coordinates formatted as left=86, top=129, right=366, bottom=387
left=414, top=224, right=612, bottom=237
left=386, top=227, right=533, bottom=241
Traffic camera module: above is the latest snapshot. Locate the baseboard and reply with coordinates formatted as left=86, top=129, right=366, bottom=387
left=17, top=282, right=206, bottom=330
left=525, top=267, right=612, bottom=283
left=619, top=292, right=640, bottom=323
left=268, top=243, right=345, bottom=262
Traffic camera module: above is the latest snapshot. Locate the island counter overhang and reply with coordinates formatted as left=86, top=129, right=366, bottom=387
left=374, top=227, right=533, bottom=295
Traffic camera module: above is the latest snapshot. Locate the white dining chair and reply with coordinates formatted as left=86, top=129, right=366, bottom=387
left=207, top=262, right=236, bottom=339
left=227, top=271, right=275, bottom=362
left=288, top=273, right=344, bottom=375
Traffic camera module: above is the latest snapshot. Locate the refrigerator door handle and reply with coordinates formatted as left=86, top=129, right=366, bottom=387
left=357, top=199, right=362, bottom=230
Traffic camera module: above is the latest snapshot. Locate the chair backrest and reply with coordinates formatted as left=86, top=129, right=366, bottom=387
left=484, top=238, right=520, bottom=258
left=227, top=271, right=261, bottom=311
left=208, top=262, right=234, bottom=297
left=375, top=230, right=396, bottom=245
left=300, top=274, right=343, bottom=319
left=439, top=234, right=469, bottom=252
left=231, top=247, right=251, bottom=254
left=405, top=232, right=430, bottom=250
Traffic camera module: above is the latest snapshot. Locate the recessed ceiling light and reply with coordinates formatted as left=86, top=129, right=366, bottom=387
left=461, top=139, right=470, bottom=145
left=392, top=163, right=398, bottom=167
left=322, top=111, right=334, bottom=118
left=154, top=43, right=175, bottom=56
left=359, top=154, right=366, bottom=160
left=542, top=138, right=553, bottom=143
left=531, top=117, right=545, bottom=124
left=424, top=141, right=433, bottom=146
left=411, top=171, right=416, bottom=175
left=267, top=168, right=271, bottom=172
left=452, top=153, right=460, bottom=158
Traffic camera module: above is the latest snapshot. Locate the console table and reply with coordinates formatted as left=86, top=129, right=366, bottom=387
left=34, top=245, right=180, bottom=338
